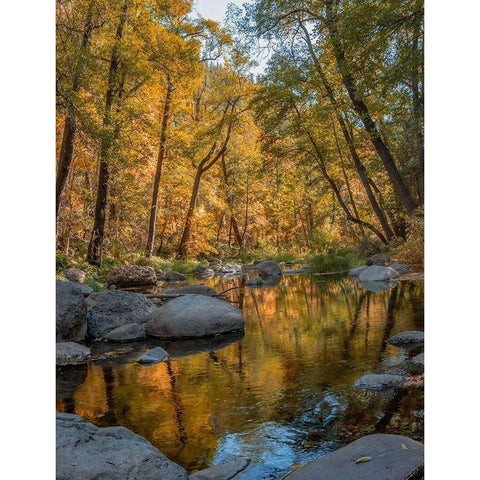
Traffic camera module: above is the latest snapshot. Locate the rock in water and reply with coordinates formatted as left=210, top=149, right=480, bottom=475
left=56, top=342, right=91, bottom=365
left=284, top=434, right=423, bottom=480
left=190, top=458, right=251, bottom=479
left=63, top=267, right=86, bottom=283
left=157, top=270, right=187, bottom=282
left=349, top=265, right=369, bottom=277
left=354, top=374, right=404, bottom=391
left=360, top=280, right=398, bottom=292
left=104, top=323, right=146, bottom=343
left=368, top=253, right=390, bottom=266
left=358, top=265, right=399, bottom=282
left=388, top=331, right=424, bottom=348
left=137, top=347, right=169, bottom=365
left=256, top=260, right=282, bottom=276
left=86, top=291, right=157, bottom=338
left=218, top=264, right=243, bottom=275
left=412, top=352, right=425, bottom=366
left=106, top=265, right=157, bottom=287
left=162, top=284, right=217, bottom=296
left=389, top=263, right=410, bottom=274
left=146, top=294, right=244, bottom=339
left=56, top=280, right=87, bottom=342
left=56, top=412, right=188, bottom=480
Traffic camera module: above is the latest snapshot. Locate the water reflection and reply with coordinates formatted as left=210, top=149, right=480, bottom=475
left=56, top=275, right=423, bottom=478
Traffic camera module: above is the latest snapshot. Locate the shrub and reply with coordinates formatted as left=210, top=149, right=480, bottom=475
left=310, top=250, right=360, bottom=273
left=353, top=236, right=383, bottom=258
left=390, top=211, right=424, bottom=265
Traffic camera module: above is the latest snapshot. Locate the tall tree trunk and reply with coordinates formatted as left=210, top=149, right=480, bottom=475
left=56, top=4, right=95, bottom=219
left=145, top=77, right=174, bottom=257
left=87, top=0, right=128, bottom=265
left=324, top=1, right=417, bottom=214
left=299, top=21, right=395, bottom=240
left=221, top=155, right=243, bottom=248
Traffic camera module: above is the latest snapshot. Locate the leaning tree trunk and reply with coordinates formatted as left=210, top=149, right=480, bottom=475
left=56, top=4, right=95, bottom=219
left=299, top=21, right=395, bottom=241
left=324, top=2, right=417, bottom=215
left=145, top=77, right=174, bottom=257
left=86, top=0, right=128, bottom=265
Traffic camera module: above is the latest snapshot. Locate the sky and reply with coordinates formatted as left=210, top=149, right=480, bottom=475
left=193, top=0, right=243, bottom=23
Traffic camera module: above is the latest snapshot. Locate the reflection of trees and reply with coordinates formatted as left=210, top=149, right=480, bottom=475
left=378, top=287, right=399, bottom=362
left=374, top=389, right=408, bottom=433
left=165, top=359, right=187, bottom=446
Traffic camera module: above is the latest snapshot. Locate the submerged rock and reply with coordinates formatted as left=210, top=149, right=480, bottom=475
left=106, top=265, right=157, bottom=288
left=63, top=267, right=86, bottom=284
left=354, top=373, right=404, bottom=391
left=56, top=280, right=87, bottom=342
left=137, top=346, right=169, bottom=365
left=388, top=331, right=424, bottom=348
left=157, top=270, right=187, bottom=282
left=56, top=412, right=188, bottom=480
left=56, top=342, right=91, bottom=366
left=146, top=294, right=244, bottom=339
left=189, top=458, right=251, bottom=480
left=358, top=265, right=399, bottom=282
left=284, top=434, right=423, bottom=480
left=256, top=260, right=282, bottom=276
left=104, top=323, right=146, bottom=343
left=86, top=291, right=157, bottom=338
left=162, top=284, right=217, bottom=296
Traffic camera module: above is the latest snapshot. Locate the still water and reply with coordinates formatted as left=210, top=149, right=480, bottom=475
left=56, top=273, right=424, bottom=479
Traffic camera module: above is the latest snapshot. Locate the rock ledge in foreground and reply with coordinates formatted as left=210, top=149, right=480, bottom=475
left=284, top=434, right=423, bottom=480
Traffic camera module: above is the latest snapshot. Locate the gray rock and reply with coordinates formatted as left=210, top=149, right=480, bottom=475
left=349, top=265, right=369, bottom=277
left=77, top=284, right=94, bottom=295
left=56, top=412, right=188, bottom=480
left=360, top=280, right=398, bottom=292
left=194, top=265, right=215, bottom=279
left=106, top=265, right=157, bottom=287
left=412, top=352, right=424, bottom=367
left=137, top=346, right=169, bottom=365
left=354, top=373, right=404, bottom=391
left=146, top=294, right=244, bottom=339
left=218, top=264, right=243, bottom=275
left=190, top=459, right=251, bottom=480
left=284, top=434, right=423, bottom=480
left=63, top=267, right=86, bottom=283
left=245, top=277, right=265, bottom=286
left=368, top=253, right=390, bottom=266
left=256, top=260, right=282, bottom=276
left=56, top=342, right=91, bottom=366
left=208, top=259, right=222, bottom=269
left=86, top=291, right=157, bottom=338
left=162, top=284, right=217, bottom=296
left=158, top=270, right=188, bottom=282
left=388, top=330, right=424, bottom=348
left=56, top=280, right=87, bottom=342
left=105, top=323, right=146, bottom=343
left=390, top=262, right=411, bottom=274
left=358, top=265, right=400, bottom=282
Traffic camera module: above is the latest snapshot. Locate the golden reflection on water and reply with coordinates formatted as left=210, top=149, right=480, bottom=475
left=57, top=276, right=424, bottom=475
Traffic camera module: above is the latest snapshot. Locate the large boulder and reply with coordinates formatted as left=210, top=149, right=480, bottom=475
left=388, top=330, right=424, bottom=348
left=158, top=270, right=187, bottom=282
left=56, top=412, right=188, bottom=480
left=106, top=265, right=157, bottom=287
left=368, top=253, right=390, bottom=266
left=86, top=291, right=157, bottom=338
left=104, top=323, right=146, bottom=343
left=146, top=294, right=244, bottom=339
left=284, top=434, right=423, bottom=480
left=358, top=265, right=399, bottom=282
left=354, top=373, right=404, bottom=391
left=56, top=280, right=87, bottom=342
left=162, top=284, right=217, bottom=296
left=256, top=260, right=282, bottom=276
left=56, top=342, right=91, bottom=366
left=63, top=267, right=86, bottom=283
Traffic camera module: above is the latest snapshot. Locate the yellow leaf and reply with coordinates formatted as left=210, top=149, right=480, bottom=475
left=355, top=456, right=372, bottom=464
left=401, top=443, right=408, bottom=450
